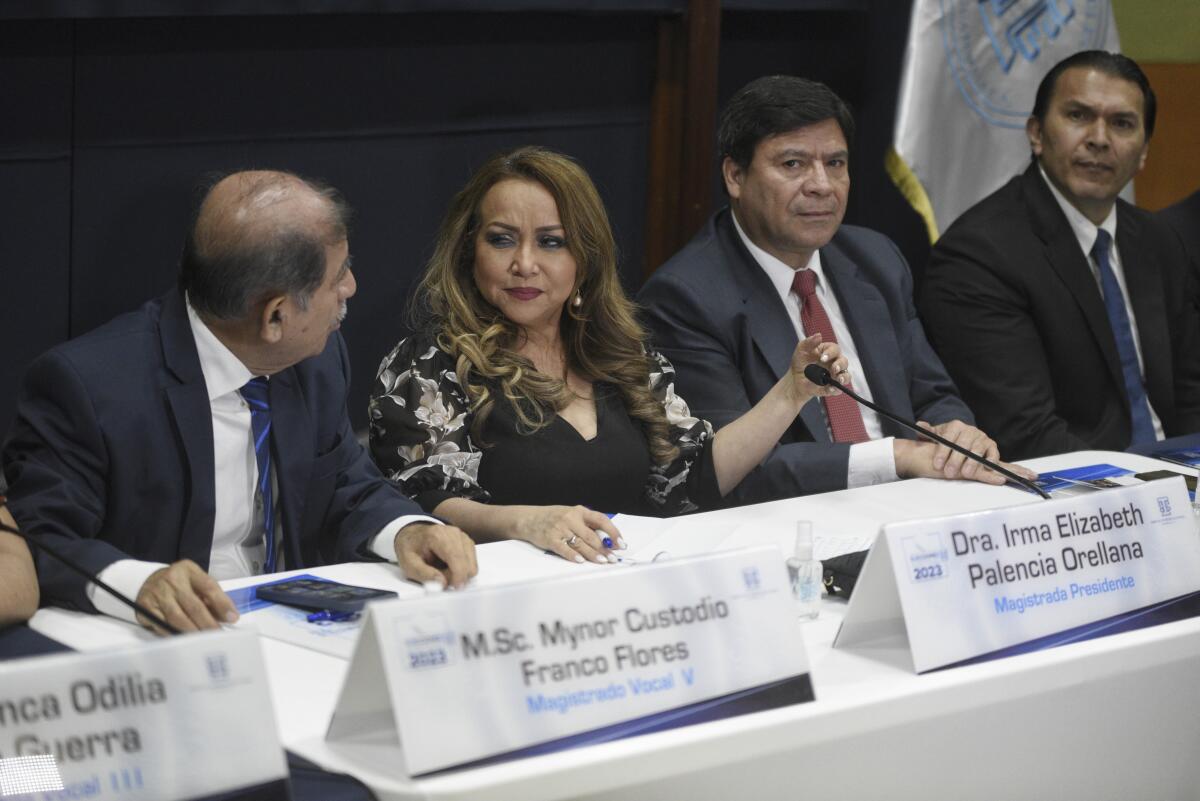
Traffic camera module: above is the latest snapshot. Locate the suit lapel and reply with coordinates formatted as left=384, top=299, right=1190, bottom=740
left=719, top=216, right=797, bottom=381
left=1023, top=166, right=1126, bottom=398
left=715, top=212, right=831, bottom=443
left=1116, top=207, right=1170, bottom=412
left=159, top=292, right=217, bottom=567
left=268, top=368, right=311, bottom=569
left=821, top=240, right=910, bottom=435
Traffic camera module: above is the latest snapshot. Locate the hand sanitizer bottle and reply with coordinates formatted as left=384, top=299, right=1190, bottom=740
left=787, top=522, right=822, bottom=619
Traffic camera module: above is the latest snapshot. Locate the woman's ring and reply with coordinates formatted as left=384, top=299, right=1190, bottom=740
left=566, top=534, right=578, bottom=547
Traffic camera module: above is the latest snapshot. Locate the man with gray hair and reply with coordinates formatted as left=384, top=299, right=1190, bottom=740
left=3, top=170, right=477, bottom=633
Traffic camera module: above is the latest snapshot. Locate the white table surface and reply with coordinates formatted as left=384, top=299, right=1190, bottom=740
left=27, top=450, right=1200, bottom=800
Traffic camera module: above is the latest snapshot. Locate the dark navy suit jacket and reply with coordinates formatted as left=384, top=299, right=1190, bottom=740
left=2, top=290, right=423, bottom=612
left=638, top=208, right=971, bottom=502
left=1158, top=188, right=1200, bottom=297
left=922, top=164, right=1200, bottom=459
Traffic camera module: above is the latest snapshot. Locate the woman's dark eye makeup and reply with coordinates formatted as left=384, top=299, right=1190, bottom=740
left=484, top=229, right=566, bottom=249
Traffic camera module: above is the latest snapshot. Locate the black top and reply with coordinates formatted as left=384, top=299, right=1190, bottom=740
left=477, top=383, right=652, bottom=513
left=369, top=335, right=720, bottom=516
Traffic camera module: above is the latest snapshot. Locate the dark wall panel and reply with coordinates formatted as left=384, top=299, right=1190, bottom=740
left=63, top=12, right=655, bottom=428
left=0, top=1, right=683, bottom=19
left=0, top=21, right=73, bottom=434
left=71, top=14, right=657, bottom=144
left=1, top=3, right=910, bottom=440
left=0, top=162, right=72, bottom=435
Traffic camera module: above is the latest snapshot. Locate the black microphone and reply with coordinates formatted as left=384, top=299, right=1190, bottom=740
left=0, top=521, right=182, bottom=635
left=804, top=364, right=1051, bottom=499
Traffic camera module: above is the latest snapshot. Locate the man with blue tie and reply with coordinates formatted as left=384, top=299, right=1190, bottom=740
left=921, top=51, right=1200, bottom=459
left=3, top=170, right=477, bottom=633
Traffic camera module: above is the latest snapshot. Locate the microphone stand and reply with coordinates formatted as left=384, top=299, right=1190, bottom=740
left=0, top=521, right=182, bottom=634
left=804, top=364, right=1051, bottom=500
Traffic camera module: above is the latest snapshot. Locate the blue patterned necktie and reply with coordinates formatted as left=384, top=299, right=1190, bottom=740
left=1092, top=229, right=1156, bottom=445
left=238, top=377, right=277, bottom=573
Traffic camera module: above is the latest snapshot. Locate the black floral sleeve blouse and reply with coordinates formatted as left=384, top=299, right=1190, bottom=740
left=368, top=335, right=720, bottom=516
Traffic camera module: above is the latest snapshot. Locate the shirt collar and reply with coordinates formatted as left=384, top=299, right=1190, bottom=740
left=1038, top=164, right=1117, bottom=257
left=730, top=208, right=825, bottom=299
left=186, top=296, right=257, bottom=402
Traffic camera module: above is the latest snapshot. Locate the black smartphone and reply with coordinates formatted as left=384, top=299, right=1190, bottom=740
left=255, top=578, right=398, bottom=613
left=1134, top=469, right=1198, bottom=493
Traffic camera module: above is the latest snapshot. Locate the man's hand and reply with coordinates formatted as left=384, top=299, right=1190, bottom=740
left=916, top=419, right=998, bottom=479
left=788, top=334, right=849, bottom=405
left=394, top=523, right=477, bottom=589
left=135, top=559, right=239, bottom=635
left=894, top=439, right=1036, bottom=485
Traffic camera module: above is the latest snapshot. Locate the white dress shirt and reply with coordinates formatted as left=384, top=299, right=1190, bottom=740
left=89, top=299, right=435, bottom=622
left=1039, top=166, right=1165, bottom=440
left=732, top=213, right=898, bottom=487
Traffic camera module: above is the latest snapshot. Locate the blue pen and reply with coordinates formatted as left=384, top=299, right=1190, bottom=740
left=594, top=511, right=616, bottom=550
left=306, top=609, right=360, bottom=625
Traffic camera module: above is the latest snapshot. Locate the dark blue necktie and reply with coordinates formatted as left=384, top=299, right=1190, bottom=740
left=239, top=377, right=277, bottom=573
left=1092, top=229, right=1156, bottom=445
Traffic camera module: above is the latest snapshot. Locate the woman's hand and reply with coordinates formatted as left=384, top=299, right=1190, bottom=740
left=710, top=333, right=851, bottom=496
left=509, top=505, right=624, bottom=565
left=788, top=333, right=849, bottom=406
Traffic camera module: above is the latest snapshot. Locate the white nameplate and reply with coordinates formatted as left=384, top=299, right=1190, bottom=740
left=327, top=545, right=810, bottom=775
left=0, top=630, right=287, bottom=799
left=836, top=478, right=1200, bottom=673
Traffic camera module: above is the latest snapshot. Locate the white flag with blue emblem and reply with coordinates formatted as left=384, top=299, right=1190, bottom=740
left=888, top=0, right=1120, bottom=239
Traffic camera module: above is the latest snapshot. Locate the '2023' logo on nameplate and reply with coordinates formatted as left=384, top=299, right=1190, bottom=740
left=902, top=532, right=950, bottom=584
left=400, top=614, right=457, bottom=671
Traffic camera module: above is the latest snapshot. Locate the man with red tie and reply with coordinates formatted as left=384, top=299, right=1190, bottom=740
left=639, top=76, right=1023, bottom=503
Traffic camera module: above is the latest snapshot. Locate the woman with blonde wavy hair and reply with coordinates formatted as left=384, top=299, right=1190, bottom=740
left=369, top=146, right=848, bottom=564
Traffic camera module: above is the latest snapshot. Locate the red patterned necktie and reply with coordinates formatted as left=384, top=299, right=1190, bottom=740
left=791, top=269, right=869, bottom=443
